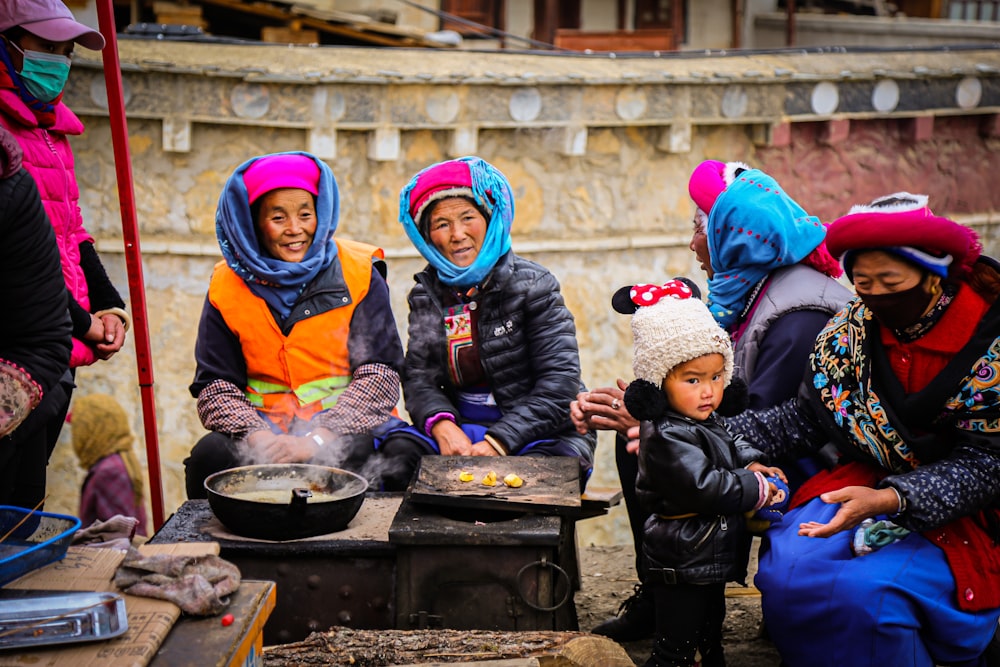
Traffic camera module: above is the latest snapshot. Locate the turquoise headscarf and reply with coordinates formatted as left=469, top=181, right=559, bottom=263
left=215, top=151, right=339, bottom=320
left=398, top=156, right=514, bottom=288
left=705, top=169, right=827, bottom=328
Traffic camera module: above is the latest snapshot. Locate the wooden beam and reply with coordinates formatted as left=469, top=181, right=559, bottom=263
left=907, top=115, right=935, bottom=142
left=980, top=113, right=1000, bottom=138
left=191, top=0, right=449, bottom=48
left=820, top=118, right=850, bottom=145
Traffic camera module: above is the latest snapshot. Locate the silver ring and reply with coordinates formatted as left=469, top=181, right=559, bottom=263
left=611, top=399, right=621, bottom=410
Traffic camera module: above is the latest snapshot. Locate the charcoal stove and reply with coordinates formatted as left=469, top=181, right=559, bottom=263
left=389, top=498, right=576, bottom=632
left=150, top=494, right=400, bottom=645
left=151, top=457, right=616, bottom=642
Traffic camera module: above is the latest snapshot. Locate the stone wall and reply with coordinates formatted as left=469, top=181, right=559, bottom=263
left=43, top=42, right=1000, bottom=546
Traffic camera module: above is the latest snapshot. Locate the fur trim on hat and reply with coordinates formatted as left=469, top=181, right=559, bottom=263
left=847, top=192, right=928, bottom=216
left=723, top=161, right=752, bottom=187
left=414, top=186, right=477, bottom=230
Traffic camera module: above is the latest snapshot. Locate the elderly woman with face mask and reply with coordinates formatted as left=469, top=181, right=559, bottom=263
left=184, top=152, right=407, bottom=498
left=376, top=156, right=596, bottom=491
left=726, top=193, right=1000, bottom=666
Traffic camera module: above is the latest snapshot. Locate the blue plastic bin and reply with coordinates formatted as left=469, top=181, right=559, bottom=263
left=0, top=505, right=81, bottom=587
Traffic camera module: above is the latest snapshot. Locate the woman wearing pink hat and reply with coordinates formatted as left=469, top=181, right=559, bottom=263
left=375, top=156, right=596, bottom=491
left=184, top=152, right=408, bottom=497
left=0, top=0, right=130, bottom=509
left=728, top=193, right=1000, bottom=666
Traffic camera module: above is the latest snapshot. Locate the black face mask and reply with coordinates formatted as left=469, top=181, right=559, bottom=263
left=860, top=283, right=934, bottom=331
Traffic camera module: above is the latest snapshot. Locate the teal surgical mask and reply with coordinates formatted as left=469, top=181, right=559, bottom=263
left=10, top=42, right=71, bottom=102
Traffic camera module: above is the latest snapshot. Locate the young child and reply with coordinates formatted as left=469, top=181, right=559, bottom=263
left=617, top=279, right=785, bottom=667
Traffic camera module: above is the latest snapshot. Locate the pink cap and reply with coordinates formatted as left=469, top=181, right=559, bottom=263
left=687, top=160, right=728, bottom=215
left=0, top=0, right=105, bottom=51
left=408, top=159, right=476, bottom=223
left=243, top=154, right=321, bottom=204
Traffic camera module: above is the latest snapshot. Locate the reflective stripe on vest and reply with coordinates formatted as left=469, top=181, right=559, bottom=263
left=209, top=238, right=383, bottom=431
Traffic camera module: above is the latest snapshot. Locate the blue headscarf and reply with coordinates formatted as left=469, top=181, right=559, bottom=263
left=705, top=169, right=827, bottom=328
left=215, top=152, right=339, bottom=320
left=398, top=156, right=514, bottom=288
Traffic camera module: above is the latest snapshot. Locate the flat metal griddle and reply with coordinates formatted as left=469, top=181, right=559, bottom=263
left=405, top=456, right=581, bottom=515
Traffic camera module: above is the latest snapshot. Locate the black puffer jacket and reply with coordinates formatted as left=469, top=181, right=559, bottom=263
left=402, top=251, right=596, bottom=463
left=637, top=411, right=763, bottom=585
left=0, top=126, right=71, bottom=398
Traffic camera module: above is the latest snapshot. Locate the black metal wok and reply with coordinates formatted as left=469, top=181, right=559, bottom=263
left=204, top=464, right=368, bottom=540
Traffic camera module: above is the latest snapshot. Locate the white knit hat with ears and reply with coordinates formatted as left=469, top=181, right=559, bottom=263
left=630, top=282, right=734, bottom=389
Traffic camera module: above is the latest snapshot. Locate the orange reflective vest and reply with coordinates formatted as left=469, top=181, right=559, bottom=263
left=208, top=238, right=383, bottom=432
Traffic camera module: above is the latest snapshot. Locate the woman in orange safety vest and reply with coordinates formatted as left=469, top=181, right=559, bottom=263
left=184, top=152, right=407, bottom=498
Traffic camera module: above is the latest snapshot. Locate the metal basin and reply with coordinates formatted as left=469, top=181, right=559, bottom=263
left=204, top=464, right=368, bottom=540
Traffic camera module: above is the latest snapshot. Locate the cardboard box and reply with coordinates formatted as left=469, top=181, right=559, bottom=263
left=0, top=543, right=219, bottom=667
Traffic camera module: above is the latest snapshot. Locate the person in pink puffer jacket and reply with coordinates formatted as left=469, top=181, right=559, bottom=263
left=0, top=0, right=129, bottom=507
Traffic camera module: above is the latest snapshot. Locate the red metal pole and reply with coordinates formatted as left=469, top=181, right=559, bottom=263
left=94, top=0, right=165, bottom=530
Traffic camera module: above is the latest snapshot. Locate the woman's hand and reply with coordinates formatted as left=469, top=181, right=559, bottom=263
left=431, top=419, right=474, bottom=456
left=798, top=485, right=899, bottom=538
left=470, top=441, right=499, bottom=456
left=747, top=462, right=788, bottom=484
left=257, top=433, right=318, bottom=463
left=570, top=379, right=638, bottom=436
left=94, top=313, right=127, bottom=359
left=246, top=430, right=317, bottom=463
left=82, top=313, right=106, bottom=345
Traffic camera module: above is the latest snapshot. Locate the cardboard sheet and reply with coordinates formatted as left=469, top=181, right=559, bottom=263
left=0, top=542, right=220, bottom=667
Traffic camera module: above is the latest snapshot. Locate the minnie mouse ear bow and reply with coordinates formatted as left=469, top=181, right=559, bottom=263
left=611, top=277, right=701, bottom=314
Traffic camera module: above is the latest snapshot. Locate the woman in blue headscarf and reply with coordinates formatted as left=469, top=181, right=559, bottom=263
left=377, top=156, right=596, bottom=491
left=184, top=151, right=406, bottom=498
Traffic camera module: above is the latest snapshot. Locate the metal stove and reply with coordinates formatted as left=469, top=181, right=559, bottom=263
left=389, top=500, right=575, bottom=632
left=151, top=457, right=612, bottom=643
left=151, top=495, right=399, bottom=645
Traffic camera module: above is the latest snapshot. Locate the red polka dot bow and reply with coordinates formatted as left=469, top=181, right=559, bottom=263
left=629, top=280, right=695, bottom=307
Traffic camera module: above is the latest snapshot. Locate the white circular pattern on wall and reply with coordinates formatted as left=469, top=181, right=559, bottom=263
left=231, top=83, right=270, bottom=120
left=872, top=80, right=899, bottom=113
left=615, top=87, right=647, bottom=121
left=956, top=77, right=982, bottom=110
left=426, top=90, right=460, bottom=124
left=721, top=85, right=748, bottom=119
left=509, top=87, right=542, bottom=122
left=811, top=82, right=839, bottom=115
left=90, top=77, right=130, bottom=110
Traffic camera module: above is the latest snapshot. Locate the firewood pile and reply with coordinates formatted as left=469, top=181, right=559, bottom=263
left=262, top=627, right=634, bottom=666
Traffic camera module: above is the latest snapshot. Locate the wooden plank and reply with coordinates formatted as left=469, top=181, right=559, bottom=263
left=407, top=455, right=581, bottom=515
left=292, top=5, right=433, bottom=39
left=554, top=28, right=675, bottom=52
left=149, top=581, right=275, bottom=667
left=190, top=0, right=449, bottom=47
left=261, top=26, right=319, bottom=44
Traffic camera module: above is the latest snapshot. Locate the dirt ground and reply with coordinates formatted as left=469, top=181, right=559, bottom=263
left=575, top=540, right=782, bottom=666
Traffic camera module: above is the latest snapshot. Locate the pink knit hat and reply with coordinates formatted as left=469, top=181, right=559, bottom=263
left=0, top=0, right=105, bottom=51
left=243, top=154, right=321, bottom=204
left=407, top=159, right=478, bottom=225
left=688, top=160, right=727, bottom=214
left=687, top=160, right=755, bottom=215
